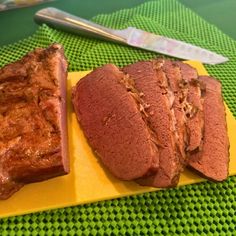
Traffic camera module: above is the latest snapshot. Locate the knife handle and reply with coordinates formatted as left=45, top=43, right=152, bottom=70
left=34, top=7, right=127, bottom=44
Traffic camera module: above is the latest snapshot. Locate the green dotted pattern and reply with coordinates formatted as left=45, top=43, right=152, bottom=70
left=1, top=0, right=236, bottom=234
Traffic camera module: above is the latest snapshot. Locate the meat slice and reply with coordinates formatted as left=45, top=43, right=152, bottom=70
left=175, top=62, right=204, bottom=153
left=123, top=60, right=181, bottom=187
left=188, top=76, right=229, bottom=181
left=162, top=60, right=188, bottom=166
left=0, top=44, right=69, bottom=199
left=72, top=64, right=159, bottom=181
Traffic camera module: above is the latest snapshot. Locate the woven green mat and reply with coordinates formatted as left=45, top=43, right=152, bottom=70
left=1, top=0, right=236, bottom=234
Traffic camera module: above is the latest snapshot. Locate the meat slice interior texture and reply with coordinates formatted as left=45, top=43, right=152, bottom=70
left=123, top=60, right=181, bottom=187
left=175, top=62, right=204, bottom=153
left=188, top=76, right=229, bottom=181
left=72, top=64, right=160, bottom=181
left=0, top=44, right=69, bottom=200
left=162, top=59, right=188, bottom=166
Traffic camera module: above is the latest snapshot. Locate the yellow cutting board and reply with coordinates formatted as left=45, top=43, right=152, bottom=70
left=0, top=61, right=236, bottom=219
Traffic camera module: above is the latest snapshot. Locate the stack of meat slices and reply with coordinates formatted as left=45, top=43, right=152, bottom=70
left=72, top=59, right=229, bottom=188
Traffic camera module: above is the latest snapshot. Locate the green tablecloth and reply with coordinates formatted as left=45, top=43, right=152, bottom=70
left=1, top=0, right=236, bottom=234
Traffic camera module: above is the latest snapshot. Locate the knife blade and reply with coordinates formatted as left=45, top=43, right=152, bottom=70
left=34, top=7, right=228, bottom=65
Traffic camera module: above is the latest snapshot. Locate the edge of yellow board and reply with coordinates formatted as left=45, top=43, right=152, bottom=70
left=0, top=61, right=236, bottom=219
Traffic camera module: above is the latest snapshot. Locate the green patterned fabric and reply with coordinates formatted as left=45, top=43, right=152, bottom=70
left=1, top=0, right=236, bottom=234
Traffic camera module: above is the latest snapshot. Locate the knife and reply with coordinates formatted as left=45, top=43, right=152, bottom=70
left=34, top=7, right=228, bottom=65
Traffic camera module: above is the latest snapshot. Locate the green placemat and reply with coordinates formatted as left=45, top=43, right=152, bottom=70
left=1, top=0, right=236, bottom=234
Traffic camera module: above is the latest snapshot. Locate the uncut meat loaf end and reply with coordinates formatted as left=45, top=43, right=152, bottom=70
left=188, top=76, right=229, bottom=181
left=0, top=44, right=69, bottom=199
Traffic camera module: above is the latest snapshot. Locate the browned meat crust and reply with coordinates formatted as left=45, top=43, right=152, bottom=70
left=72, top=64, right=160, bottom=180
left=0, top=44, right=69, bottom=199
left=188, top=76, right=229, bottom=181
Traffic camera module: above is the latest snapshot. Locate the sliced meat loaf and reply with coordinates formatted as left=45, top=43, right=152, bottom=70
left=175, top=62, right=204, bottom=153
left=188, top=76, right=229, bottom=181
left=123, top=60, right=181, bottom=187
left=72, top=64, right=160, bottom=181
left=0, top=44, right=69, bottom=199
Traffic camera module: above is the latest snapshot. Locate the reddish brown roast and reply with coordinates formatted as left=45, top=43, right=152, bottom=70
left=0, top=44, right=69, bottom=199
left=188, top=76, right=229, bottom=181
left=123, top=60, right=181, bottom=187
left=72, top=64, right=159, bottom=181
